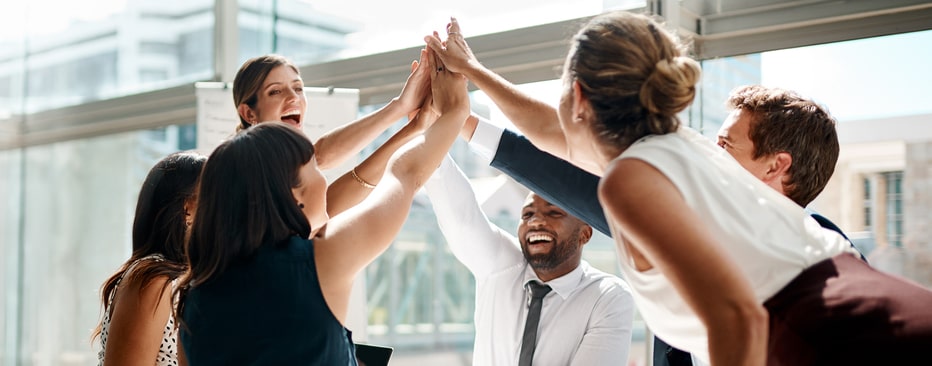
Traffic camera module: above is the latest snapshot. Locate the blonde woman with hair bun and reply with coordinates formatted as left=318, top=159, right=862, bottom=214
left=429, top=10, right=932, bottom=366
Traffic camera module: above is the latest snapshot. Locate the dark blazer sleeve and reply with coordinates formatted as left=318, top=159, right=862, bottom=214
left=490, top=129, right=611, bottom=236
left=810, top=213, right=868, bottom=262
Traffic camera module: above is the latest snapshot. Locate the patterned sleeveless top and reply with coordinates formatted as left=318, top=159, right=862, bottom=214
left=98, top=254, right=179, bottom=366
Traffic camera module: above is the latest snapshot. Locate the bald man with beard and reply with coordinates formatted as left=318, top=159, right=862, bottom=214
left=424, top=154, right=635, bottom=366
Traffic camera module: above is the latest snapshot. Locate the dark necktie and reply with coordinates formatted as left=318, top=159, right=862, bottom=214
left=519, top=281, right=552, bottom=366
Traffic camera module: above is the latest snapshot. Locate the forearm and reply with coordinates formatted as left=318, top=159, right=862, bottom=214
left=314, top=98, right=408, bottom=170
left=460, top=113, right=479, bottom=141
left=326, top=123, right=422, bottom=217
left=424, top=155, right=521, bottom=276
left=461, top=64, right=567, bottom=158
left=706, top=306, right=768, bottom=366
left=390, top=108, right=469, bottom=190
left=315, top=108, right=469, bottom=286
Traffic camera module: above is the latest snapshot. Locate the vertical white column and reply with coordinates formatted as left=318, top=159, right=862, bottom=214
left=214, top=0, right=239, bottom=83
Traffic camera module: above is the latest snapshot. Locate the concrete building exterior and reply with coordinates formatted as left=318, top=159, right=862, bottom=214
left=815, top=113, right=932, bottom=286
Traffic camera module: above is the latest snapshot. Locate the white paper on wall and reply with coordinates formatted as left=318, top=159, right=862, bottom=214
left=195, top=81, right=360, bottom=154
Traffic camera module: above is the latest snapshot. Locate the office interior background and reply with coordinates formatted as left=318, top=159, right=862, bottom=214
left=1, top=0, right=931, bottom=365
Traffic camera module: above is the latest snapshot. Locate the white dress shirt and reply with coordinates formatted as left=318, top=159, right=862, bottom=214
left=425, top=155, right=635, bottom=366
left=467, top=116, right=505, bottom=164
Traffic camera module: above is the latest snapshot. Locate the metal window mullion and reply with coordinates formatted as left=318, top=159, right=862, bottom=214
left=213, top=0, right=239, bottom=82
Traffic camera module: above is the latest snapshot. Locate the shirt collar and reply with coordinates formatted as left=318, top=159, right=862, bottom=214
left=523, top=261, right=588, bottom=300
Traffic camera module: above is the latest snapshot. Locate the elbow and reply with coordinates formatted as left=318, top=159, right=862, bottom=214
left=390, top=164, right=430, bottom=192
left=745, top=303, right=769, bottom=338
left=313, top=142, right=334, bottom=170
left=711, top=301, right=769, bottom=342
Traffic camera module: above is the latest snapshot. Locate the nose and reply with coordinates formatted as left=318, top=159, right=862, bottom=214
left=527, top=212, right=546, bottom=227
left=282, top=86, right=302, bottom=102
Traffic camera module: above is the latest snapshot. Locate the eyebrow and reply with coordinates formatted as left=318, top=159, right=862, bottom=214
left=262, top=79, right=303, bottom=90
left=523, top=203, right=560, bottom=210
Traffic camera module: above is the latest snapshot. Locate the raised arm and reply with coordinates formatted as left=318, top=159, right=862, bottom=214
left=425, top=18, right=569, bottom=161
left=424, top=155, right=524, bottom=279
left=601, top=158, right=767, bottom=366
left=312, top=50, right=431, bottom=170
left=460, top=115, right=609, bottom=235
left=325, top=112, right=432, bottom=217
left=490, top=126, right=609, bottom=236
left=315, top=51, right=470, bottom=321
left=325, top=53, right=436, bottom=217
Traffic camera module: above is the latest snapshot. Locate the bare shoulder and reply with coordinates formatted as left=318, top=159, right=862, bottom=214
left=599, top=157, right=666, bottom=204
left=114, top=265, right=172, bottom=306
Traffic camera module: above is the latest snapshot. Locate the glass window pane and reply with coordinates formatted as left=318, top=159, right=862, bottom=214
left=0, top=3, right=26, bottom=118
left=694, top=55, right=762, bottom=138
left=0, top=148, right=23, bottom=365
left=18, top=124, right=194, bottom=364
left=884, top=171, right=904, bottom=248
left=0, top=0, right=215, bottom=114
left=238, top=0, right=640, bottom=64
left=761, top=30, right=932, bottom=121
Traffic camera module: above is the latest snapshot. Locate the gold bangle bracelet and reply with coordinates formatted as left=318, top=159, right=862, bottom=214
left=351, top=168, right=376, bottom=189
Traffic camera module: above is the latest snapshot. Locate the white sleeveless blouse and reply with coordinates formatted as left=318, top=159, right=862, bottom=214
left=608, top=127, right=857, bottom=364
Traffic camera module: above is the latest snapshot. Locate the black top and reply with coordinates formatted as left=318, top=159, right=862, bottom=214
left=181, top=236, right=357, bottom=366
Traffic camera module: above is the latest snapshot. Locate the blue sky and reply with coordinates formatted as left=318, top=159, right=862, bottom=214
left=761, top=29, right=932, bottom=122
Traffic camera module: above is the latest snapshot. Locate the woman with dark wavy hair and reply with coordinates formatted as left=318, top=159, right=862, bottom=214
left=94, top=151, right=205, bottom=365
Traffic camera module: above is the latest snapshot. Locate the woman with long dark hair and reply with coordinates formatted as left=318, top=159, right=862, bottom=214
left=174, top=49, right=468, bottom=364
left=94, top=151, right=205, bottom=365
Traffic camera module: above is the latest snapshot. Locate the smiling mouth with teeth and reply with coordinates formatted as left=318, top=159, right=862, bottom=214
left=526, top=233, right=555, bottom=244
left=281, top=110, right=302, bottom=126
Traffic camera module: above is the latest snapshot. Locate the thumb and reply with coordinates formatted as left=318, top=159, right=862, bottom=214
left=424, top=35, right=444, bottom=53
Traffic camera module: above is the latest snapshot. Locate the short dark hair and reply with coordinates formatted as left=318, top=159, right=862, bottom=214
left=727, top=85, right=840, bottom=206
